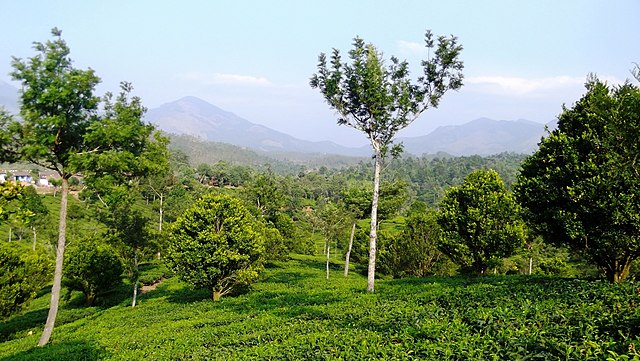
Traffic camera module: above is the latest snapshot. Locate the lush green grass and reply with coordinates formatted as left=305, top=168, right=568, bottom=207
left=1, top=255, right=640, bottom=360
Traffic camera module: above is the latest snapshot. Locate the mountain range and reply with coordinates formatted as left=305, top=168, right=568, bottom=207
left=147, top=96, right=551, bottom=156
left=0, top=81, right=551, bottom=157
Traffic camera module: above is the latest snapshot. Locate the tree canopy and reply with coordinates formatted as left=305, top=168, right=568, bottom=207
left=4, top=28, right=165, bottom=345
left=166, top=194, right=265, bottom=301
left=310, top=30, right=463, bottom=292
left=514, top=77, right=640, bottom=282
left=437, top=169, right=525, bottom=274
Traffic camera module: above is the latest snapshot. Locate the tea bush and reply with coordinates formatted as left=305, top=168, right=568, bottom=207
left=1, top=254, right=639, bottom=360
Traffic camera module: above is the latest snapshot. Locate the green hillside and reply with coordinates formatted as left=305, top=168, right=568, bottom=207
left=1, top=254, right=639, bottom=360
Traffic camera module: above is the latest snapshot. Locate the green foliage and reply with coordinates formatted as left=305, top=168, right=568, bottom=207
left=0, top=243, right=52, bottom=318
left=166, top=194, right=265, bottom=300
left=63, top=240, right=124, bottom=306
left=438, top=169, right=526, bottom=274
left=9, top=28, right=101, bottom=176
left=392, top=204, right=455, bottom=277
left=0, top=182, right=24, bottom=223
left=515, top=77, right=640, bottom=283
left=310, top=30, right=464, bottom=156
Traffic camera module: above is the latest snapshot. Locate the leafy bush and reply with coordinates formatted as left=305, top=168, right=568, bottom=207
left=166, top=194, right=265, bottom=301
left=63, top=239, right=124, bottom=306
left=437, top=169, right=526, bottom=274
left=0, top=243, right=51, bottom=318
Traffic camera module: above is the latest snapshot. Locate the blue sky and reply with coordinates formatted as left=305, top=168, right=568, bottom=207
left=1, top=1, right=638, bottom=146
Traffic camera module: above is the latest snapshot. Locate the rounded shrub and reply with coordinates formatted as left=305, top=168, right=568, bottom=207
left=63, top=240, right=124, bottom=306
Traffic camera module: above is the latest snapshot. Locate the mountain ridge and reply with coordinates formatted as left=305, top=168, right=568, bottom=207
left=147, top=96, right=549, bottom=156
left=0, top=85, right=551, bottom=157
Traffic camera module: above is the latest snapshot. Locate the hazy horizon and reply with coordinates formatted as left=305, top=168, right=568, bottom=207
left=1, top=1, right=638, bottom=147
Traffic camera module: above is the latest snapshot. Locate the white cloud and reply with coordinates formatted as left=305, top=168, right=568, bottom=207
left=180, top=72, right=272, bottom=86
left=397, top=40, right=425, bottom=55
left=466, top=75, right=626, bottom=97
left=466, top=75, right=584, bottom=96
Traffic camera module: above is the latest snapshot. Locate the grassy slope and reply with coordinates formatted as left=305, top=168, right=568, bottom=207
left=1, top=255, right=640, bottom=360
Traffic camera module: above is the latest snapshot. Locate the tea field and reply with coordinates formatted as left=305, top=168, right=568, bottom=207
left=1, top=255, right=639, bottom=360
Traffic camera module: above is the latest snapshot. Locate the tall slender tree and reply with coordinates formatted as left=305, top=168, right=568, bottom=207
left=6, top=28, right=161, bottom=345
left=310, top=30, right=463, bottom=292
left=8, top=28, right=101, bottom=346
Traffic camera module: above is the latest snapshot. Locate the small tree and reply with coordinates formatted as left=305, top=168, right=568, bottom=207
left=515, top=77, right=640, bottom=282
left=310, top=30, right=463, bottom=292
left=166, top=194, right=264, bottom=301
left=395, top=203, right=447, bottom=277
left=63, top=240, right=124, bottom=306
left=16, top=186, right=49, bottom=250
left=437, top=169, right=526, bottom=274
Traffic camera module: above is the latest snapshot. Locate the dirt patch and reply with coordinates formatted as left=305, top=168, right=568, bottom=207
left=141, top=278, right=164, bottom=293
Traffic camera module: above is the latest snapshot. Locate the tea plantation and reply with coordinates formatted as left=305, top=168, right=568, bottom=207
left=1, top=255, right=639, bottom=360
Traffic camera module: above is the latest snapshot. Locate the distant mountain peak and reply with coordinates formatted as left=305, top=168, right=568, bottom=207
left=145, top=97, right=368, bottom=156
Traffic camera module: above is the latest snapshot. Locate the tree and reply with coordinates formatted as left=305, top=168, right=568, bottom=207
left=310, top=30, right=463, bottom=292
left=63, top=239, right=124, bottom=306
left=6, top=28, right=158, bottom=345
left=166, top=194, right=265, bottom=301
left=514, top=77, right=640, bottom=283
left=0, top=182, right=24, bottom=222
left=437, top=169, right=526, bottom=274
left=308, top=202, right=351, bottom=279
left=395, top=203, right=447, bottom=277
left=15, top=186, right=49, bottom=250
left=79, top=85, right=169, bottom=307
left=7, top=29, right=101, bottom=345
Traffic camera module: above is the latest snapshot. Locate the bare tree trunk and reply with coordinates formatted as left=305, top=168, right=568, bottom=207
left=39, top=177, right=69, bottom=346
left=8, top=227, right=11, bottom=242
left=528, top=257, right=533, bottom=275
left=367, top=151, right=382, bottom=293
left=344, top=223, right=356, bottom=277
left=326, top=239, right=330, bottom=280
left=32, top=226, right=37, bottom=251
left=131, top=251, right=139, bottom=307
left=158, top=193, right=164, bottom=233
left=157, top=193, right=164, bottom=260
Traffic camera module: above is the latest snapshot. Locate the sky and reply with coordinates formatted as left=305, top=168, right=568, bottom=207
left=1, top=0, right=638, bottom=147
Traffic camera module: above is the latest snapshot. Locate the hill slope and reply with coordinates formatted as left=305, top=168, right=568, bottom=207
left=145, top=96, right=368, bottom=156
left=0, top=254, right=636, bottom=359
left=399, top=118, right=548, bottom=156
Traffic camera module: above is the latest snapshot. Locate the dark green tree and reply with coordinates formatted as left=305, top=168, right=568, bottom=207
left=63, top=239, right=124, bottom=306
left=437, top=169, right=525, bottom=274
left=514, top=77, right=640, bottom=282
left=6, top=28, right=161, bottom=345
left=310, top=30, right=463, bottom=292
left=394, top=203, right=448, bottom=277
left=166, top=194, right=265, bottom=301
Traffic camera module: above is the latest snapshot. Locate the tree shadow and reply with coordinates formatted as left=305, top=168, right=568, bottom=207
left=0, top=309, right=48, bottom=343
left=0, top=340, right=109, bottom=361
